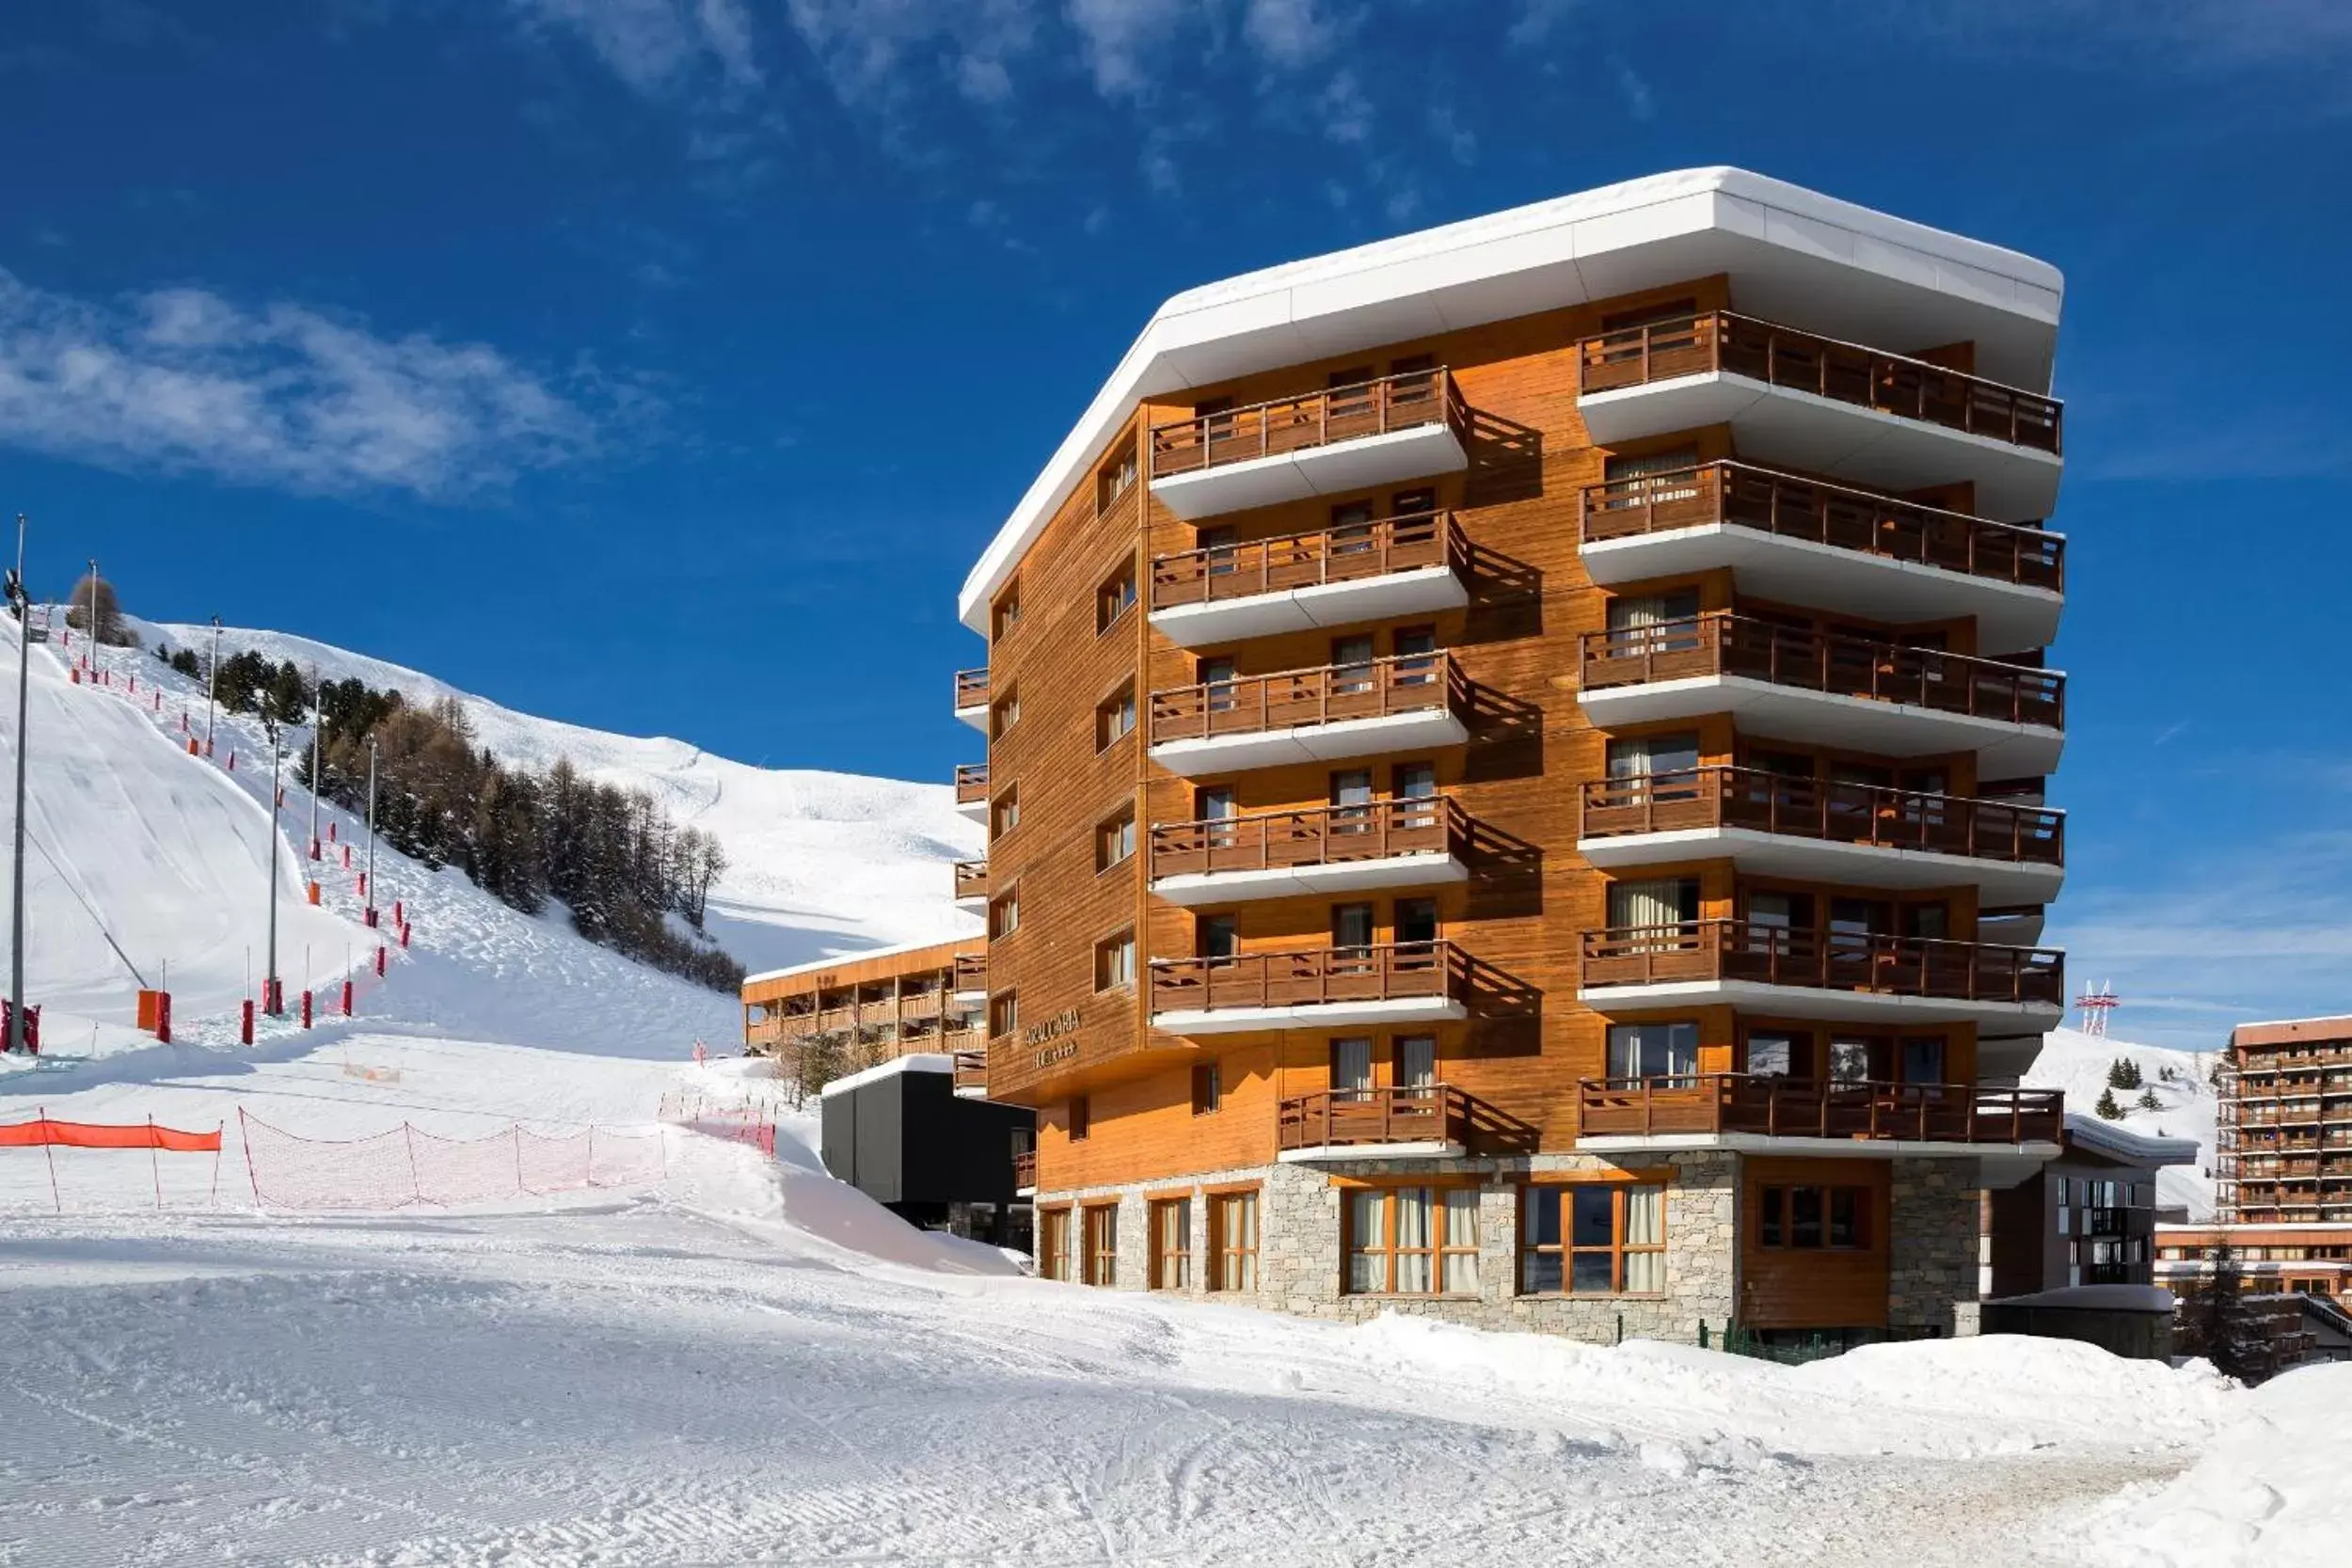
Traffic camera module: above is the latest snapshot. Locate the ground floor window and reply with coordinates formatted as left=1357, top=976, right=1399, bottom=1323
left=1521, top=1181, right=1665, bottom=1294
left=1209, top=1190, right=1260, bottom=1291
left=1083, top=1203, right=1119, bottom=1287
left=1758, top=1184, right=1869, bottom=1249
left=1151, top=1196, right=1191, bottom=1290
left=1040, top=1208, right=1073, bottom=1282
left=1346, top=1184, right=1478, bottom=1295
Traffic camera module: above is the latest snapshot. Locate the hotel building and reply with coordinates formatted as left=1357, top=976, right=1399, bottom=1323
left=947, top=169, right=2070, bottom=1344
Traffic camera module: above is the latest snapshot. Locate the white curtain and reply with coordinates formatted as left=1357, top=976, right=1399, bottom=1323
left=1347, top=1190, right=1382, bottom=1292
left=1441, top=1189, right=1480, bottom=1294
left=1608, top=878, right=1684, bottom=933
left=1395, top=1188, right=1432, bottom=1294
left=1232, top=1196, right=1259, bottom=1291
left=1623, top=1186, right=1663, bottom=1294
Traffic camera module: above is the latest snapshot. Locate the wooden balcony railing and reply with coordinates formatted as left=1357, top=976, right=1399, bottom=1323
left=1151, top=652, right=1468, bottom=745
left=954, top=667, right=989, bottom=710
left=955, top=763, right=989, bottom=804
left=1575, top=1073, right=2064, bottom=1144
left=1149, top=368, right=1469, bottom=479
left=1013, top=1148, right=1036, bottom=1189
left=1580, top=461, right=2063, bottom=590
left=1278, top=1084, right=1476, bottom=1151
left=1580, top=613, right=2064, bottom=731
left=1579, top=767, right=2063, bottom=866
left=952, top=1049, right=988, bottom=1093
left=953, top=952, right=987, bottom=992
left=1575, top=311, right=2063, bottom=455
left=1151, top=511, right=1469, bottom=610
left=1579, top=919, right=2064, bottom=1006
left=953, top=860, right=990, bottom=900
left=1151, top=940, right=1469, bottom=1014
left=1150, top=797, right=1470, bottom=881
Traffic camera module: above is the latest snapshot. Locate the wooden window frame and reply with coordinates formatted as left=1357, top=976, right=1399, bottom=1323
left=1097, top=557, right=1139, bottom=634
left=1068, top=1093, right=1089, bottom=1143
left=992, top=581, right=1022, bottom=643
left=1038, top=1206, right=1073, bottom=1283
left=1097, top=443, right=1138, bottom=515
left=1095, top=681, right=1137, bottom=752
left=1191, top=1059, right=1221, bottom=1116
left=1343, top=1183, right=1480, bottom=1297
left=1082, top=1200, right=1119, bottom=1287
left=1149, top=1196, right=1191, bottom=1291
left=1518, top=1176, right=1669, bottom=1298
left=1208, top=1187, right=1261, bottom=1292
left=1096, top=805, right=1136, bottom=873
left=988, top=990, right=1018, bottom=1040
left=1756, top=1183, right=1873, bottom=1251
left=1094, top=927, right=1136, bottom=993
left=990, top=686, right=1020, bottom=739
left=991, top=785, right=1020, bottom=841
left=988, top=884, right=1020, bottom=939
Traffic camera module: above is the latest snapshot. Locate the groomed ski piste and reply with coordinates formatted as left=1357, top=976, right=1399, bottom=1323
left=0, top=618, right=2339, bottom=1567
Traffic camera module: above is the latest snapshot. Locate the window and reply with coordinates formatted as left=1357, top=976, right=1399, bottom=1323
left=1392, top=625, right=1438, bottom=659
left=1197, top=913, right=1237, bottom=959
left=1191, top=1060, right=1221, bottom=1115
left=1039, top=1209, right=1073, bottom=1282
left=1096, top=683, right=1136, bottom=750
left=1746, top=1030, right=1799, bottom=1078
left=1607, top=876, right=1698, bottom=931
left=1200, top=654, right=1238, bottom=714
left=1331, top=634, right=1375, bottom=695
left=989, top=991, right=1019, bottom=1038
left=1330, top=1037, right=1374, bottom=1097
left=1394, top=1035, right=1437, bottom=1088
left=1095, top=929, right=1136, bottom=991
left=1332, top=901, right=1374, bottom=951
left=1083, top=1204, right=1119, bottom=1287
left=1347, top=1186, right=1479, bottom=1294
left=992, top=582, right=1022, bottom=642
left=1607, top=1021, right=1698, bottom=1083
left=1605, top=733, right=1701, bottom=800
left=989, top=887, right=1020, bottom=939
left=1828, top=1037, right=1872, bottom=1084
left=1899, top=1036, right=1947, bottom=1087
left=1330, top=768, right=1374, bottom=807
left=1521, top=1182, right=1666, bottom=1295
left=1601, top=445, right=1701, bottom=508
left=1097, top=444, right=1138, bottom=513
left=991, top=689, right=1020, bottom=739
left=1067, top=1093, right=1089, bottom=1142
left=1209, top=1190, right=1260, bottom=1291
left=1395, top=896, right=1438, bottom=946
left=991, top=787, right=1021, bottom=839
left=1097, top=560, right=1138, bottom=632
left=1390, top=486, right=1437, bottom=517
left=1150, top=1197, right=1190, bottom=1290
left=1758, top=1185, right=1871, bottom=1250
left=1097, top=807, right=1136, bottom=872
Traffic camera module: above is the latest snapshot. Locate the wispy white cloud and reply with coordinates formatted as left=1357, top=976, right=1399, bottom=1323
left=1610, top=54, right=1653, bottom=120
left=1508, top=0, right=1583, bottom=45
left=1244, top=0, right=1348, bottom=69
left=506, top=0, right=759, bottom=94
left=1065, top=0, right=1190, bottom=100
left=783, top=0, right=1038, bottom=108
left=0, top=269, right=615, bottom=500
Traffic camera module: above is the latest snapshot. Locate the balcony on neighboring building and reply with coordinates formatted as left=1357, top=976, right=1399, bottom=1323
left=1578, top=614, right=2064, bottom=778
left=1276, top=1084, right=1533, bottom=1162
left=1574, top=1073, right=2064, bottom=1151
left=1148, top=652, right=1471, bottom=776
left=1148, top=511, right=1471, bottom=646
left=954, top=762, right=990, bottom=824
left=953, top=859, right=990, bottom=911
left=952, top=1047, right=988, bottom=1100
left=954, top=667, right=990, bottom=730
left=1013, top=1148, right=1036, bottom=1194
left=1149, top=940, right=1476, bottom=1036
left=1574, top=311, right=2063, bottom=520
left=1149, top=797, right=1472, bottom=906
left=1577, top=767, right=2064, bottom=906
left=1578, top=918, right=2065, bottom=1028
left=1579, top=461, right=2064, bottom=655
left=952, top=951, right=987, bottom=1002
left=1148, top=368, right=1471, bottom=521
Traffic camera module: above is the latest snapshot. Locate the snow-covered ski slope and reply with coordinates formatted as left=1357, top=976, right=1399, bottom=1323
left=2025, top=1027, right=2220, bottom=1219
left=145, top=617, right=983, bottom=975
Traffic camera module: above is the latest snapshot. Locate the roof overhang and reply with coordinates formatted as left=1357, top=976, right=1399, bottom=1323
left=959, top=166, right=2065, bottom=630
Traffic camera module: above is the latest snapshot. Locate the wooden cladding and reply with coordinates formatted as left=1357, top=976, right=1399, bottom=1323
left=1151, top=797, right=1470, bottom=879
left=954, top=952, right=987, bottom=991
left=1579, top=919, right=2064, bottom=1006
left=954, top=667, right=989, bottom=710
left=1579, top=767, right=2064, bottom=866
left=954, top=763, right=990, bottom=804
left=952, top=859, right=990, bottom=900
left=1151, top=511, right=1469, bottom=609
left=1580, top=614, right=2065, bottom=730
left=1575, top=311, right=2063, bottom=454
left=1577, top=1073, right=2064, bottom=1144
left=1278, top=1084, right=1476, bottom=1151
left=1150, top=652, right=1468, bottom=744
left=1581, top=461, right=2064, bottom=588
left=1148, top=367, right=1469, bottom=479
left=1150, top=940, right=1469, bottom=1014
left=952, top=1048, right=988, bottom=1092
left=1013, top=1148, right=1037, bottom=1188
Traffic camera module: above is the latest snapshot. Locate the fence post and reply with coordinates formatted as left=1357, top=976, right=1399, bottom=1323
left=514, top=1124, right=525, bottom=1196
left=40, top=1104, right=59, bottom=1214
left=150, top=1115, right=162, bottom=1209
left=403, top=1123, right=422, bottom=1202
left=240, top=1107, right=262, bottom=1206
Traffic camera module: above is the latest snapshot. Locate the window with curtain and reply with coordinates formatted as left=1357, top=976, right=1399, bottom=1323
left=1151, top=1197, right=1191, bottom=1291
left=1519, top=1183, right=1666, bottom=1294
left=1330, top=1037, right=1374, bottom=1098
left=1394, top=1035, right=1437, bottom=1088
left=1210, top=1191, right=1260, bottom=1291
left=1607, top=878, right=1696, bottom=942
left=1606, top=1021, right=1698, bottom=1083
left=1083, top=1204, right=1119, bottom=1286
left=1605, top=588, right=1703, bottom=654
left=1605, top=733, right=1700, bottom=801
left=1040, top=1209, right=1073, bottom=1282
left=1348, top=1186, right=1478, bottom=1295
left=1601, top=445, right=1701, bottom=508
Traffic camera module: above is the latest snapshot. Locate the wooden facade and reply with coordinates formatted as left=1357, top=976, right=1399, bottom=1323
left=741, top=938, right=990, bottom=1083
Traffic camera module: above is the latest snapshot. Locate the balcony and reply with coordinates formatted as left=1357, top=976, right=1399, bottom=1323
left=1148, top=511, right=1470, bottom=647
left=1579, top=462, right=2063, bottom=655
left=952, top=951, right=987, bottom=1002
left=1150, top=941, right=1474, bottom=1036
left=953, top=859, right=990, bottom=911
left=1578, top=919, right=2065, bottom=1028
left=1578, top=614, right=2064, bottom=778
left=1575, top=311, right=2063, bottom=520
left=953, top=668, right=990, bottom=730
left=1577, top=767, right=2064, bottom=907
left=1276, top=1084, right=1532, bottom=1162
left=1148, top=652, right=1471, bottom=777
left=1575, top=1074, right=2063, bottom=1150
left=1148, top=368, right=1470, bottom=521
left=1149, top=798, right=1472, bottom=906
left=952, top=1048, right=988, bottom=1099
left=954, top=762, right=989, bottom=824
left=1013, top=1148, right=1036, bottom=1194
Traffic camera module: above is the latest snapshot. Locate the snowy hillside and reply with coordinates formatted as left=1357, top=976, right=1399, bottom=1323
left=2026, top=1027, right=2220, bottom=1219
left=143, top=617, right=982, bottom=974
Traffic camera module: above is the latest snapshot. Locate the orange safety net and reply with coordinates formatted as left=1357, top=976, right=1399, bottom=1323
left=0, top=1117, right=222, bottom=1152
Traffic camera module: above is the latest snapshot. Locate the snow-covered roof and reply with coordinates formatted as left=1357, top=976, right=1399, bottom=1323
left=742, top=932, right=979, bottom=988
left=1985, top=1283, right=2177, bottom=1313
left=818, top=1053, right=954, bottom=1097
left=2064, top=1113, right=2201, bottom=1168
left=958, top=166, right=2065, bottom=630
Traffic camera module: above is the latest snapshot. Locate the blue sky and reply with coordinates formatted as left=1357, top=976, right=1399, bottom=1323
left=2, top=0, right=2346, bottom=1047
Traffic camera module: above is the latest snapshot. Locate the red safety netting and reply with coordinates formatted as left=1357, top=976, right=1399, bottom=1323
left=0, top=1116, right=221, bottom=1151
left=657, top=1091, right=778, bottom=1157
left=238, top=1110, right=669, bottom=1212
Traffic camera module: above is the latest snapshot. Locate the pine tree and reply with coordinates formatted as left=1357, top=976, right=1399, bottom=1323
left=2094, top=1086, right=2124, bottom=1119
left=2106, top=1057, right=2143, bottom=1091
left=2179, top=1243, right=2270, bottom=1383
left=2137, top=1087, right=2161, bottom=1111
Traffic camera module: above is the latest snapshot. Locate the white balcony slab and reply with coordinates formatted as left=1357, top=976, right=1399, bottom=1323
left=955, top=702, right=988, bottom=732
left=1580, top=523, right=2061, bottom=656
left=1577, top=978, right=2063, bottom=1031
left=952, top=892, right=988, bottom=912
left=1152, top=995, right=1469, bottom=1037
left=952, top=1085, right=988, bottom=1100
left=1577, top=675, right=2063, bottom=779
left=1577, top=372, right=2063, bottom=523
left=1150, top=565, right=1469, bottom=647
left=954, top=798, right=989, bottom=824
left=952, top=988, right=986, bottom=1006
left=1149, top=708, right=1470, bottom=777
left=1978, top=1034, right=2046, bottom=1083
left=1575, top=827, right=2063, bottom=906
left=1149, top=422, right=1469, bottom=521
left=1151, top=852, right=1470, bottom=907
left=1572, top=1132, right=2057, bottom=1186
left=1279, top=1139, right=1465, bottom=1164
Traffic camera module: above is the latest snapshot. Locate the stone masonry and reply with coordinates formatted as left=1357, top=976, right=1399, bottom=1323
left=1887, top=1157, right=1984, bottom=1337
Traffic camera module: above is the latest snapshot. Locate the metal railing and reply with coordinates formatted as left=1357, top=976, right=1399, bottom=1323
left=1151, top=651, right=1469, bottom=744
left=1578, top=767, right=2063, bottom=865
left=1151, top=511, right=1468, bottom=609
left=1149, top=368, right=1469, bottom=479
left=1574, top=1072, right=2064, bottom=1143
left=1575, top=311, right=2062, bottom=454
left=1579, top=919, right=2064, bottom=1006
left=1150, top=940, right=1469, bottom=1014
left=1150, top=797, right=1470, bottom=881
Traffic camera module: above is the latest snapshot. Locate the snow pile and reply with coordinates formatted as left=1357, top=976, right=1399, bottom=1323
left=2026, top=1026, right=2220, bottom=1217
left=2084, top=1362, right=2352, bottom=1567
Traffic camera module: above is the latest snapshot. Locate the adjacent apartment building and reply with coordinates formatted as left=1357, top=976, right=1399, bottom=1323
left=947, top=168, right=2070, bottom=1347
